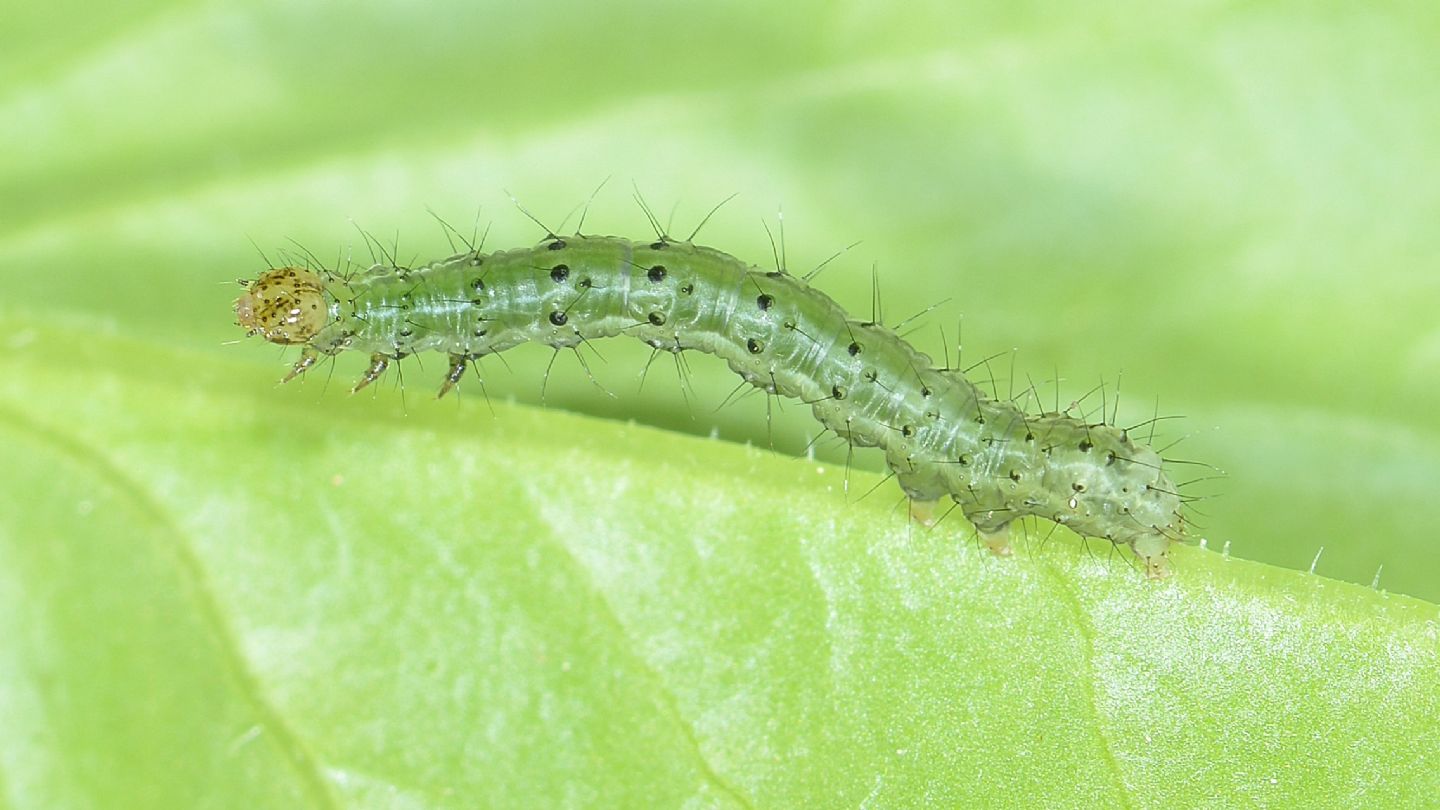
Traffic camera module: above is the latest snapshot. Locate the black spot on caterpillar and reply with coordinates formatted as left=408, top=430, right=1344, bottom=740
left=235, top=234, right=1186, bottom=577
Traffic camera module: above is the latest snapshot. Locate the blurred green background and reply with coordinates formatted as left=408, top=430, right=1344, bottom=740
left=5, top=2, right=1440, bottom=806
left=4, top=2, right=1438, bottom=596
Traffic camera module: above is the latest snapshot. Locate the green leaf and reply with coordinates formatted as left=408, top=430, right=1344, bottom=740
left=2, top=317, right=1438, bottom=807
left=4, top=0, right=1440, bottom=597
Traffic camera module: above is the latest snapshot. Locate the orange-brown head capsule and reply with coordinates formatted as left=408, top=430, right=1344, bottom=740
left=234, top=267, right=330, bottom=345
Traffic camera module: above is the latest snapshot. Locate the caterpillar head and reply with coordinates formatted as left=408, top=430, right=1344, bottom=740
left=235, top=267, right=329, bottom=345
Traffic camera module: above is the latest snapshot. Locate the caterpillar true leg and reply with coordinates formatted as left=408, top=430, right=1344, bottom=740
left=438, top=353, right=469, bottom=399
left=352, top=353, right=390, bottom=393
left=283, top=348, right=320, bottom=383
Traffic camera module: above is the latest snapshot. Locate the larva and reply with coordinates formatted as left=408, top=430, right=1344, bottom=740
left=234, top=232, right=1185, bottom=577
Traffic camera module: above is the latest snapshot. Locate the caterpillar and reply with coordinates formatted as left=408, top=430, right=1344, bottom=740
left=234, top=229, right=1186, bottom=578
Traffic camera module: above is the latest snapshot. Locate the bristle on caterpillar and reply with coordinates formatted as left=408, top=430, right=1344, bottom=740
left=235, top=234, right=1186, bottom=578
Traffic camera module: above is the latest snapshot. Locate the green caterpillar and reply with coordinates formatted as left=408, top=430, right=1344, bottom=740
left=234, top=232, right=1185, bottom=577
